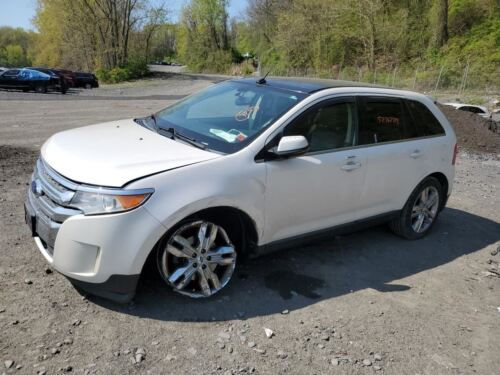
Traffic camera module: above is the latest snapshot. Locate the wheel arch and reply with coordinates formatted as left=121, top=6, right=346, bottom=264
left=140, top=205, right=260, bottom=277
left=427, top=172, right=449, bottom=210
left=408, top=172, right=449, bottom=211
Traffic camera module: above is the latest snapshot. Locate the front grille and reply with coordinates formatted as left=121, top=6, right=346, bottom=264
left=27, top=158, right=82, bottom=254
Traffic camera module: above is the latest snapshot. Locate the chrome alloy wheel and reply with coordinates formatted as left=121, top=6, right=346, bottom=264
left=160, top=220, right=237, bottom=298
left=411, top=186, right=439, bottom=233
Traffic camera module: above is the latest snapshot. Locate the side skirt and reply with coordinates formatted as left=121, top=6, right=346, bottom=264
left=256, top=210, right=400, bottom=256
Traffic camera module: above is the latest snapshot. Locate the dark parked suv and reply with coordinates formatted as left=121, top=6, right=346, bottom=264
left=75, top=72, right=99, bottom=89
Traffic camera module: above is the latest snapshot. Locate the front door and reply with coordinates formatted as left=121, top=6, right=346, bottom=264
left=263, top=97, right=367, bottom=244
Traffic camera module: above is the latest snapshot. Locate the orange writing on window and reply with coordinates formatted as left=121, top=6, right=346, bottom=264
left=376, top=116, right=400, bottom=125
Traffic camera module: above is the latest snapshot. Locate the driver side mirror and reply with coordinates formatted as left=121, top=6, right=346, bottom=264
left=271, top=135, right=309, bottom=157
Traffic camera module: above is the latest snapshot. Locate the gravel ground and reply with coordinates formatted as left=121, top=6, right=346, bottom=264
left=0, top=74, right=499, bottom=375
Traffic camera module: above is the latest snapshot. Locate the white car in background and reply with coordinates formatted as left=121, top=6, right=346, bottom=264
left=25, top=77, right=457, bottom=302
left=443, top=102, right=491, bottom=119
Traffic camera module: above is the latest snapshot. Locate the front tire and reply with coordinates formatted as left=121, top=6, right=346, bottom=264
left=35, top=85, right=47, bottom=93
left=389, top=177, right=442, bottom=240
left=156, top=219, right=237, bottom=298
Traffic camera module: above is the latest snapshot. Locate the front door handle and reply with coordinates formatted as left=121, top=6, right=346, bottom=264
left=410, top=150, right=422, bottom=158
left=341, top=161, right=362, bottom=171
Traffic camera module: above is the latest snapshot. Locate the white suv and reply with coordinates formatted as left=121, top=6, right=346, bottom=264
left=25, top=78, right=457, bottom=302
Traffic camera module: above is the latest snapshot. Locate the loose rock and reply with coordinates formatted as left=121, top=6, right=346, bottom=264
left=264, top=328, right=274, bottom=338
left=374, top=353, right=382, bottom=361
left=281, top=310, right=289, bottom=314
left=4, top=360, right=14, bottom=369
left=331, top=358, right=339, bottom=366
left=247, top=341, right=256, bottom=348
left=24, top=279, right=32, bottom=285
left=491, top=246, right=499, bottom=256
left=276, top=350, right=288, bottom=359
left=363, top=359, right=372, bottom=366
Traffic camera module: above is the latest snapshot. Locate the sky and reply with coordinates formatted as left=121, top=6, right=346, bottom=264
left=0, top=0, right=248, bottom=31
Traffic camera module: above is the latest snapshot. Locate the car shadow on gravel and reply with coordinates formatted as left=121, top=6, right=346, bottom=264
left=88, top=207, right=500, bottom=321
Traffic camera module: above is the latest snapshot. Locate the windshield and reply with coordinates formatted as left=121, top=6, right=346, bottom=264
left=154, top=81, right=307, bottom=153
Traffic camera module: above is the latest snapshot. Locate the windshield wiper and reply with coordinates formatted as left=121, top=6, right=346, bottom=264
left=150, top=114, right=158, bottom=129
left=158, top=127, right=207, bottom=150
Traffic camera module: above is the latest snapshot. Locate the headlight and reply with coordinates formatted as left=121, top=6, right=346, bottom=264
left=70, top=189, right=153, bottom=215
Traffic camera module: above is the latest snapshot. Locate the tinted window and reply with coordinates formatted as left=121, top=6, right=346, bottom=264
left=406, top=100, right=445, bottom=136
left=4, top=69, right=20, bottom=76
left=358, top=98, right=406, bottom=145
left=284, top=100, right=356, bottom=152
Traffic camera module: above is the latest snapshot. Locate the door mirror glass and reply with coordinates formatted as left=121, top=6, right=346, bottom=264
left=272, top=135, right=309, bottom=157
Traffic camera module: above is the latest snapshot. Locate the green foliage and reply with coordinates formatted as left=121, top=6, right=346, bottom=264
left=0, top=26, right=33, bottom=67
left=96, top=61, right=149, bottom=84
left=449, top=0, right=492, bottom=36
left=4, top=45, right=26, bottom=66
left=177, top=0, right=232, bottom=73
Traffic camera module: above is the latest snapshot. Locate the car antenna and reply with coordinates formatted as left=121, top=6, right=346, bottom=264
left=256, top=70, right=271, bottom=85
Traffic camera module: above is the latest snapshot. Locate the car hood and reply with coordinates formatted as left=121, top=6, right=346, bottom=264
left=41, top=119, right=219, bottom=187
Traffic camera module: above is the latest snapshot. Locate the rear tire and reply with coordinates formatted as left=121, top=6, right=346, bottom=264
left=389, top=177, right=443, bottom=240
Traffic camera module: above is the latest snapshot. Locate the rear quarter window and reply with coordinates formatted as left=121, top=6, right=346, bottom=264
left=405, top=100, right=445, bottom=137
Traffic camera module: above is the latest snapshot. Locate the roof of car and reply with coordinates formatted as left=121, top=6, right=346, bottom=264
left=235, top=76, right=387, bottom=94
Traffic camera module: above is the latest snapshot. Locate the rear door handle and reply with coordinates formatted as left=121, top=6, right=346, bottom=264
left=341, top=161, right=362, bottom=171
left=410, top=150, right=422, bottom=159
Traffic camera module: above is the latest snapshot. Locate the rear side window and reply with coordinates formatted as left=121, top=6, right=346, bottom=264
left=406, top=100, right=445, bottom=136
left=358, top=98, right=410, bottom=145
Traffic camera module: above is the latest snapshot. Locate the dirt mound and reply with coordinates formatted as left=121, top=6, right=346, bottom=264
left=438, top=104, right=499, bottom=155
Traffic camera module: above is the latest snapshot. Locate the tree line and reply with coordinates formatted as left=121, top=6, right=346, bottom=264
left=0, top=0, right=498, bottom=89
left=176, top=0, right=498, bottom=89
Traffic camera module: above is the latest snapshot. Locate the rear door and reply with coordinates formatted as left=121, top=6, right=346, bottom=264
left=354, top=96, right=427, bottom=217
